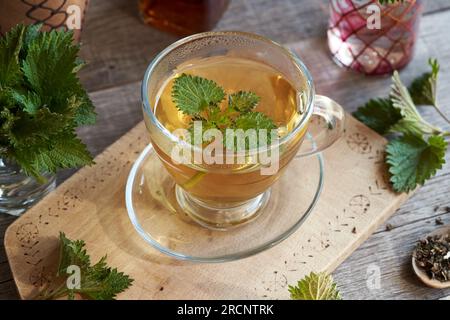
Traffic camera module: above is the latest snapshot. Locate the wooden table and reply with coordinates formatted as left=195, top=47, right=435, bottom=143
left=1, top=0, right=450, bottom=300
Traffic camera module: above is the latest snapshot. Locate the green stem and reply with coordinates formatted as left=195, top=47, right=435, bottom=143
left=432, top=103, right=450, bottom=126
left=182, top=171, right=207, bottom=189
left=419, top=117, right=446, bottom=136
left=35, top=282, right=68, bottom=300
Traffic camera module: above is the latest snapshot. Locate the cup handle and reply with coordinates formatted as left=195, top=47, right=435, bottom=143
left=297, top=95, right=345, bottom=157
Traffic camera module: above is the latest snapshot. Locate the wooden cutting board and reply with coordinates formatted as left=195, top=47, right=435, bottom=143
left=4, top=115, right=410, bottom=299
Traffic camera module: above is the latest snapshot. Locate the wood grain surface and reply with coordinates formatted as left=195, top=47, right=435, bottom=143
left=5, top=116, right=412, bottom=299
left=1, top=0, right=450, bottom=300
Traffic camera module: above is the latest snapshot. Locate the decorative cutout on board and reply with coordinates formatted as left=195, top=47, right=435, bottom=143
left=347, top=194, right=371, bottom=215
left=346, top=132, right=372, bottom=154
left=29, top=266, right=52, bottom=288
left=16, top=222, right=39, bottom=246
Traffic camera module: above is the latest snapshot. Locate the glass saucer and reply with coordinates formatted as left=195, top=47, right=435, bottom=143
left=125, top=144, right=324, bottom=263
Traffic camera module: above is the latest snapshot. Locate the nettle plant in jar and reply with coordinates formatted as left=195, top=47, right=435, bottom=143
left=0, top=24, right=96, bottom=215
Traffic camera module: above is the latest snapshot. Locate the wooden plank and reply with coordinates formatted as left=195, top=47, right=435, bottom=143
left=333, top=212, right=450, bottom=300
left=424, top=0, right=450, bottom=13
left=0, top=214, right=17, bottom=299
left=0, top=216, right=16, bottom=262
left=0, top=279, right=17, bottom=300
left=5, top=114, right=413, bottom=299
left=78, top=0, right=327, bottom=91
left=78, top=0, right=450, bottom=92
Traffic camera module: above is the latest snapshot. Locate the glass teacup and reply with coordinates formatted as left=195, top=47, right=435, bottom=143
left=142, top=31, right=345, bottom=230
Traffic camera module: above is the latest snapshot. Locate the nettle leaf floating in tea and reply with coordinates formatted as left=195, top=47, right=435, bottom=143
left=228, top=91, right=260, bottom=113
left=234, top=112, right=277, bottom=146
left=171, top=73, right=277, bottom=150
left=172, top=73, right=225, bottom=115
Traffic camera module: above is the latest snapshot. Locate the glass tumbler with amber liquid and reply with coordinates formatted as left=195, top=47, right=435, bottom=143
left=139, top=0, right=230, bottom=35
left=142, top=32, right=346, bottom=230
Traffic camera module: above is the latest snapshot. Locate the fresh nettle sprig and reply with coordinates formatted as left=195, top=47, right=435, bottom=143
left=289, top=272, right=342, bottom=300
left=0, top=24, right=96, bottom=181
left=37, top=232, right=133, bottom=300
left=171, top=73, right=276, bottom=150
left=354, top=59, right=449, bottom=193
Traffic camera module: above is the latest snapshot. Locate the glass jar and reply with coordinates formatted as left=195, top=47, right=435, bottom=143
left=0, top=158, right=55, bottom=216
left=138, top=0, right=230, bottom=36
left=0, top=0, right=89, bottom=42
left=328, top=0, right=423, bottom=75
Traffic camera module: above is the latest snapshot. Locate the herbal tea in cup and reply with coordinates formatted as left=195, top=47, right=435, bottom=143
left=142, top=32, right=345, bottom=230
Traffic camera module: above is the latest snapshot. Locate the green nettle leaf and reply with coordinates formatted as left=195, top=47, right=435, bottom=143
left=21, top=23, right=41, bottom=56
left=172, top=73, right=277, bottom=152
left=72, top=91, right=96, bottom=125
left=38, top=131, right=93, bottom=172
left=289, top=272, right=342, bottom=300
left=346, top=59, right=448, bottom=194
left=172, top=73, right=225, bottom=115
left=390, top=71, right=443, bottom=136
left=353, top=98, right=402, bottom=135
left=386, top=134, right=447, bottom=193
left=0, top=109, right=18, bottom=140
left=57, top=232, right=90, bottom=276
left=22, top=29, right=79, bottom=109
left=0, top=87, right=15, bottom=107
left=226, top=112, right=277, bottom=151
left=8, top=107, right=67, bottom=146
left=12, top=129, right=94, bottom=179
left=39, top=233, right=133, bottom=300
left=235, top=112, right=276, bottom=132
left=80, top=257, right=134, bottom=300
left=409, top=58, right=439, bottom=106
left=228, top=91, right=260, bottom=113
left=187, top=118, right=218, bottom=144
left=11, top=90, right=42, bottom=114
left=207, top=105, right=233, bottom=128
left=0, top=24, right=25, bottom=88
left=0, top=24, right=96, bottom=180
left=389, top=118, right=432, bottom=137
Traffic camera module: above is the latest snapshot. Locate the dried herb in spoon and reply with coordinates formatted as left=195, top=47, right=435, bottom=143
left=414, top=233, right=450, bottom=282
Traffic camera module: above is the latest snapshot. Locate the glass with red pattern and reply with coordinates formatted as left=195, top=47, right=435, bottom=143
left=328, top=0, right=423, bottom=75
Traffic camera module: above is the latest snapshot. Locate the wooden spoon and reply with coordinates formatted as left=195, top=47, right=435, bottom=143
left=412, top=225, right=450, bottom=289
